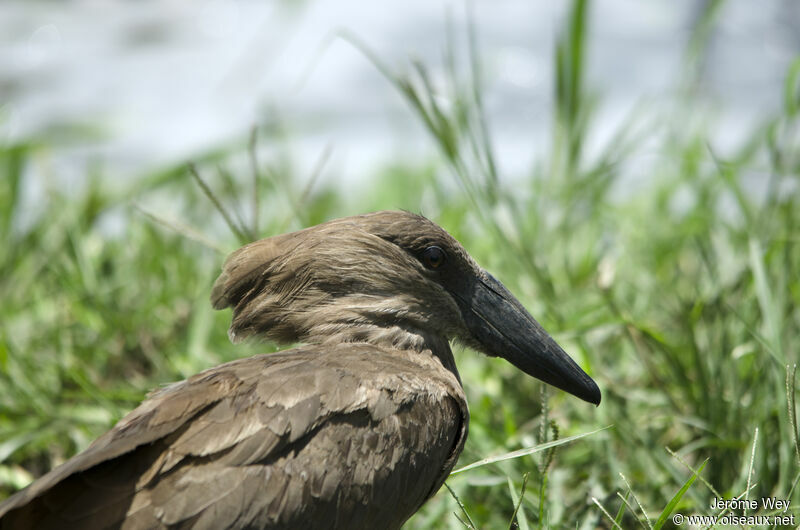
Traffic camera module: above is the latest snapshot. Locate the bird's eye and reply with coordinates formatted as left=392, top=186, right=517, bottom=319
left=422, top=246, right=446, bottom=269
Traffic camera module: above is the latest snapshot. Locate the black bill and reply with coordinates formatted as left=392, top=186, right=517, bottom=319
left=459, top=271, right=601, bottom=405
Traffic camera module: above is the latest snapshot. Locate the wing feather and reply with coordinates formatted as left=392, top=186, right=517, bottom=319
left=0, top=344, right=466, bottom=530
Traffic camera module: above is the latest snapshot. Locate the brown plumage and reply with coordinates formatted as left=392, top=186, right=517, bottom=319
left=0, top=210, right=599, bottom=529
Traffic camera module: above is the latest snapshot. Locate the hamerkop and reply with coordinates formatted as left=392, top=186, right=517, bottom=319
left=0, top=210, right=599, bottom=529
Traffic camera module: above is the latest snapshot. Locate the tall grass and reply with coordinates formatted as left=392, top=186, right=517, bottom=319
left=1, top=1, right=799, bottom=528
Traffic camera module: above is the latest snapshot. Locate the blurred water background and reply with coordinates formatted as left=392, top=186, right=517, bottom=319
left=1, top=0, right=797, bottom=189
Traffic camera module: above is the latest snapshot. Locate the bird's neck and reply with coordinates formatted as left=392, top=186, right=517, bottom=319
left=246, top=293, right=463, bottom=382
left=312, top=322, right=461, bottom=383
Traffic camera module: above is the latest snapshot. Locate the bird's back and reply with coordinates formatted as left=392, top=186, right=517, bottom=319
left=0, top=344, right=467, bottom=529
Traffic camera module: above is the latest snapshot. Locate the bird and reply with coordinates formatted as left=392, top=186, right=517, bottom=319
left=0, top=210, right=600, bottom=529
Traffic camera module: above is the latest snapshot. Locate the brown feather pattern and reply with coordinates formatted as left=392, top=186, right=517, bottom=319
left=0, top=345, right=467, bottom=529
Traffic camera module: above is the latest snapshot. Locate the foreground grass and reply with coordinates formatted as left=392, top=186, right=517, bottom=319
left=2, top=1, right=800, bottom=528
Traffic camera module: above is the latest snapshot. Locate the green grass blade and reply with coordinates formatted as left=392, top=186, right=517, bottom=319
left=444, top=482, right=477, bottom=530
left=784, top=57, right=800, bottom=116
left=748, top=238, right=784, bottom=363
left=592, top=497, right=624, bottom=530
left=188, top=163, right=248, bottom=243
left=652, top=459, right=708, bottom=530
left=506, top=473, right=530, bottom=530
left=450, top=426, right=610, bottom=475
left=787, top=364, right=800, bottom=466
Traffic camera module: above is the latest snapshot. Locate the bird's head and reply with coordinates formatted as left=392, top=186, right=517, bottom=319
left=211, top=210, right=600, bottom=405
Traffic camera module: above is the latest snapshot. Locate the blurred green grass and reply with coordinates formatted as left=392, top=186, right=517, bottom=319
left=2, top=1, right=800, bottom=528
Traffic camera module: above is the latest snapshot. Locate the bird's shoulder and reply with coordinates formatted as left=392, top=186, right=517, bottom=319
left=134, top=342, right=467, bottom=466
